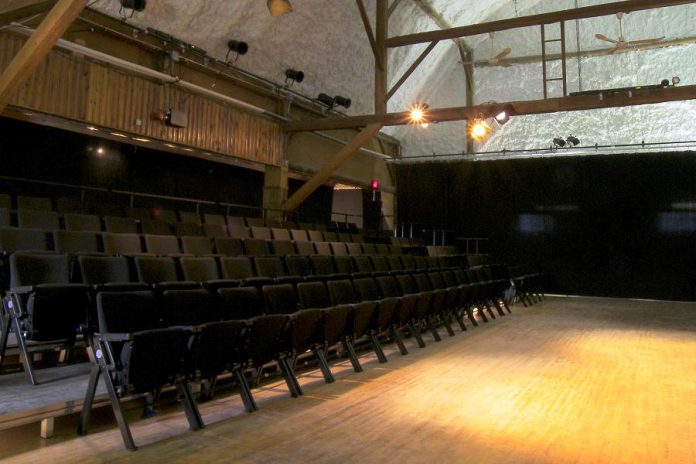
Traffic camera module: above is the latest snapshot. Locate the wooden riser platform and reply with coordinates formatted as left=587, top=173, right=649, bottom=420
left=2, top=296, right=695, bottom=463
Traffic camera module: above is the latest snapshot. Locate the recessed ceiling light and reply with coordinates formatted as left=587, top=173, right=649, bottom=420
left=182, top=148, right=194, bottom=152
left=87, top=126, right=99, bottom=131
left=133, top=137, right=150, bottom=142
left=163, top=143, right=176, bottom=148
left=110, top=132, right=128, bottom=138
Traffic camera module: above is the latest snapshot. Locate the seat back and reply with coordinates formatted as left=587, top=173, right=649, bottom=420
left=220, top=256, right=255, bottom=280
left=246, top=314, right=289, bottom=367
left=204, top=223, right=228, bottom=238
left=353, top=256, right=374, bottom=274
left=290, top=229, right=308, bottom=242
left=181, top=236, right=213, bottom=255
left=270, top=239, right=295, bottom=256
left=135, top=256, right=179, bottom=284
left=327, top=279, right=358, bottom=305
left=160, top=288, right=216, bottom=326
left=387, top=256, right=404, bottom=272
left=144, top=234, right=181, bottom=255
left=376, top=275, right=401, bottom=298
left=243, top=238, right=270, bottom=256
left=250, top=226, right=271, bottom=240
left=214, top=237, right=244, bottom=256
left=173, top=222, right=203, bottom=237
left=195, top=320, right=245, bottom=378
left=0, top=208, right=11, bottom=227
left=204, top=213, right=226, bottom=225
left=345, top=243, right=362, bottom=256
left=79, top=255, right=132, bottom=285
left=307, top=230, right=323, bottom=242
left=285, top=255, right=311, bottom=277
left=19, top=206, right=60, bottom=229
left=53, top=230, right=100, bottom=254
left=178, top=211, right=201, bottom=225
left=309, top=255, right=335, bottom=276
left=313, top=241, right=331, bottom=256
left=263, top=283, right=300, bottom=314
left=361, top=243, right=377, bottom=255
left=0, top=227, right=51, bottom=253
left=271, top=228, right=291, bottom=240
left=294, top=241, right=315, bottom=256
left=96, top=290, right=160, bottom=334
left=225, top=216, right=245, bottom=228
left=333, top=255, right=354, bottom=274
left=217, top=287, right=265, bottom=320
left=102, top=233, right=142, bottom=255
left=228, top=226, right=250, bottom=239
left=180, top=257, right=220, bottom=281
left=17, top=195, right=52, bottom=211
left=255, top=256, right=286, bottom=279
left=352, top=277, right=380, bottom=301
left=104, top=216, right=138, bottom=234
left=10, top=252, right=71, bottom=287
left=141, top=219, right=173, bottom=236
left=64, top=213, right=101, bottom=232
left=370, top=255, right=390, bottom=273
left=329, top=242, right=347, bottom=256
left=297, top=281, right=331, bottom=309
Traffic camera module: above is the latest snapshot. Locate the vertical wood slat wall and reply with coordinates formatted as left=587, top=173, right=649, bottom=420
left=0, top=32, right=283, bottom=166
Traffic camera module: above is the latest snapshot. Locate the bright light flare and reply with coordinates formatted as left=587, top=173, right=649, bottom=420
left=408, top=103, right=429, bottom=125
left=469, top=120, right=491, bottom=141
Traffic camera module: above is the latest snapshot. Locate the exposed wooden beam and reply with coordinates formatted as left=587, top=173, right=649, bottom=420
left=374, top=0, right=388, bottom=115
left=282, top=123, right=383, bottom=212
left=386, top=0, right=696, bottom=48
left=355, top=0, right=383, bottom=71
left=0, top=0, right=86, bottom=113
left=387, top=40, right=439, bottom=101
left=0, top=0, right=53, bottom=27
left=285, top=85, right=696, bottom=132
left=388, top=0, right=404, bottom=18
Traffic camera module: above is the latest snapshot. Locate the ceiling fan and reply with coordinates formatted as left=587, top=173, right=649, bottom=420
left=595, top=12, right=665, bottom=53
left=461, top=33, right=512, bottom=67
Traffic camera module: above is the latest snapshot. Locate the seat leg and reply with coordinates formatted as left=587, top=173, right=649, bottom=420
left=484, top=302, right=497, bottom=319
left=443, top=316, right=456, bottom=336
left=11, top=313, right=38, bottom=385
left=234, top=368, right=258, bottom=412
left=391, top=326, right=408, bottom=355
left=428, top=320, right=442, bottom=342
left=77, top=364, right=101, bottom=436
left=342, top=339, right=363, bottom=372
left=314, top=346, right=335, bottom=383
left=0, top=310, right=11, bottom=374
left=369, top=333, right=388, bottom=363
left=502, top=299, right=512, bottom=313
left=494, top=300, right=506, bottom=316
left=464, top=307, right=478, bottom=326
left=100, top=365, right=137, bottom=451
left=278, top=357, right=302, bottom=397
left=176, top=382, right=204, bottom=431
left=454, top=311, right=467, bottom=331
left=408, top=322, right=426, bottom=348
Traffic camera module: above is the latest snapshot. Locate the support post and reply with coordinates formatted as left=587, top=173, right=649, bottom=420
left=375, top=0, right=388, bottom=115
left=0, top=0, right=86, bottom=113
left=263, top=164, right=289, bottom=223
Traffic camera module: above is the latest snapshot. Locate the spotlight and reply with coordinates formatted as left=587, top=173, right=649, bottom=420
left=227, top=40, right=249, bottom=56
left=566, top=135, right=580, bottom=146
left=470, top=121, right=490, bottom=141
left=553, top=137, right=566, bottom=148
left=494, top=110, right=510, bottom=126
left=317, top=93, right=336, bottom=108
left=267, top=0, right=293, bottom=16
left=120, top=0, right=146, bottom=11
left=285, top=69, right=304, bottom=85
left=96, top=147, right=105, bottom=156
left=408, top=103, right=429, bottom=125
left=661, top=79, right=670, bottom=87
left=672, top=76, right=681, bottom=86
left=334, top=96, right=351, bottom=109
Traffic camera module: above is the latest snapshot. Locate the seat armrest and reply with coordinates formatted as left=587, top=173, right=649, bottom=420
left=100, top=332, right=134, bottom=342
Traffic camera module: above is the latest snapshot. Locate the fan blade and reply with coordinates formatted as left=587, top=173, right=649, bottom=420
left=493, top=47, right=512, bottom=60
left=627, top=37, right=665, bottom=46
left=499, top=61, right=513, bottom=68
left=595, top=33, right=618, bottom=44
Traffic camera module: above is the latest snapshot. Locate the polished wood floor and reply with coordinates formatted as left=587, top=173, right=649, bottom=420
left=2, top=296, right=696, bottom=463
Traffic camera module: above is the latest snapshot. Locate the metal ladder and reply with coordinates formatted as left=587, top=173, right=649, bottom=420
left=541, top=22, right=568, bottom=99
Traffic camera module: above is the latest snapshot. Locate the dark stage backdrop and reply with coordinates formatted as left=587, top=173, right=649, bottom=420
left=396, top=154, right=696, bottom=301
left=0, top=118, right=332, bottom=223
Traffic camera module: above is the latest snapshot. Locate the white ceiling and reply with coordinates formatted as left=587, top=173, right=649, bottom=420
left=90, top=0, right=696, bottom=157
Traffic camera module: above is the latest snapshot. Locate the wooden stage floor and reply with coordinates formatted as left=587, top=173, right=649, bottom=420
left=1, top=296, right=696, bottom=463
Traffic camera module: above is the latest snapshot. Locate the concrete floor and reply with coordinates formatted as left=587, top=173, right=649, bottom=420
left=2, top=296, right=695, bottom=463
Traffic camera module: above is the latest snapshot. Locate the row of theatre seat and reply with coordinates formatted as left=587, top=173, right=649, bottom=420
left=0, top=192, right=351, bottom=233
left=0, top=248, right=544, bottom=450
left=0, top=207, right=365, bottom=242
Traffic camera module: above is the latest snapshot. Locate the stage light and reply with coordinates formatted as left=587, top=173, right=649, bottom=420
left=285, top=69, right=304, bottom=85
left=469, top=119, right=491, bottom=141
left=227, top=40, right=248, bottom=56
left=267, top=0, right=293, bottom=16
left=317, top=93, right=335, bottom=108
left=96, top=147, right=105, bottom=156
left=494, top=111, right=510, bottom=126
left=120, top=0, right=146, bottom=11
left=566, top=135, right=580, bottom=146
left=672, top=76, right=681, bottom=85
left=334, top=96, right=351, bottom=109
left=408, top=103, right=429, bottom=125
left=553, top=137, right=566, bottom=148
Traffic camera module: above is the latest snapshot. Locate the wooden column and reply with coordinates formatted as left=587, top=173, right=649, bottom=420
left=282, top=123, right=383, bottom=213
left=263, top=164, right=289, bottom=223
left=375, top=0, right=388, bottom=115
left=0, top=0, right=86, bottom=113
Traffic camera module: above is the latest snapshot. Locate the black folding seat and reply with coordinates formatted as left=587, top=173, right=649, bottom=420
left=337, top=232, right=352, bottom=242
left=413, top=255, right=429, bottom=271
left=271, top=228, right=291, bottom=240
left=375, top=244, right=390, bottom=255
left=53, top=230, right=101, bottom=255
left=307, top=230, right=323, bottom=242
left=159, top=288, right=218, bottom=327
left=77, top=290, right=203, bottom=451
left=17, top=209, right=60, bottom=230
left=323, top=231, right=338, bottom=242
left=56, top=197, right=91, bottom=214
left=330, top=242, right=348, bottom=256
left=387, top=255, right=405, bottom=273
left=508, top=265, right=535, bottom=306
left=298, top=222, right=313, bottom=230
left=313, top=241, right=332, bottom=256
left=250, top=226, right=271, bottom=240
left=64, top=213, right=102, bottom=232
left=16, top=195, right=51, bottom=211
left=1, top=252, right=89, bottom=384
left=245, top=217, right=264, bottom=227
left=263, top=283, right=331, bottom=387
left=0, top=208, right=11, bottom=228
left=333, top=255, right=356, bottom=277
left=203, top=223, right=228, bottom=238
left=214, top=237, right=244, bottom=256
left=351, top=234, right=365, bottom=243
left=391, top=246, right=404, bottom=256
left=454, top=269, right=491, bottom=322
left=180, top=256, right=220, bottom=282
left=309, top=255, right=345, bottom=279
left=419, top=272, right=458, bottom=336
left=290, top=229, right=308, bottom=242
left=181, top=236, right=214, bottom=256
left=255, top=256, right=301, bottom=284
left=315, top=223, right=328, bottom=232
left=361, top=243, right=376, bottom=255
left=401, top=254, right=417, bottom=271
left=326, top=279, right=381, bottom=368
left=376, top=275, right=424, bottom=348
left=144, top=234, right=181, bottom=256
left=134, top=256, right=197, bottom=291
left=270, top=239, right=295, bottom=256
left=480, top=265, right=511, bottom=314
left=243, top=238, right=270, bottom=256
left=141, top=219, right=173, bottom=236
left=345, top=242, right=362, bottom=256
left=125, top=206, right=150, bottom=220
left=104, top=216, right=138, bottom=234
left=294, top=240, right=315, bottom=256
left=469, top=268, right=504, bottom=317
left=395, top=273, right=440, bottom=342
left=370, top=255, right=391, bottom=275
left=438, top=270, right=475, bottom=328
left=204, top=213, right=226, bottom=226
left=353, top=277, right=405, bottom=356
left=153, top=209, right=178, bottom=224
left=178, top=211, right=201, bottom=225
left=226, top=216, right=247, bottom=227
left=217, top=286, right=265, bottom=320
left=352, top=255, right=375, bottom=277
left=285, top=255, right=313, bottom=280
left=102, top=232, right=143, bottom=255
left=78, top=255, right=143, bottom=290
left=92, top=202, right=123, bottom=218
left=173, top=222, right=203, bottom=237
left=426, top=256, right=441, bottom=270
left=219, top=256, right=272, bottom=288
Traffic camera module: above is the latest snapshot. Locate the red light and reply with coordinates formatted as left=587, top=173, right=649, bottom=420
left=371, top=179, right=380, bottom=191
